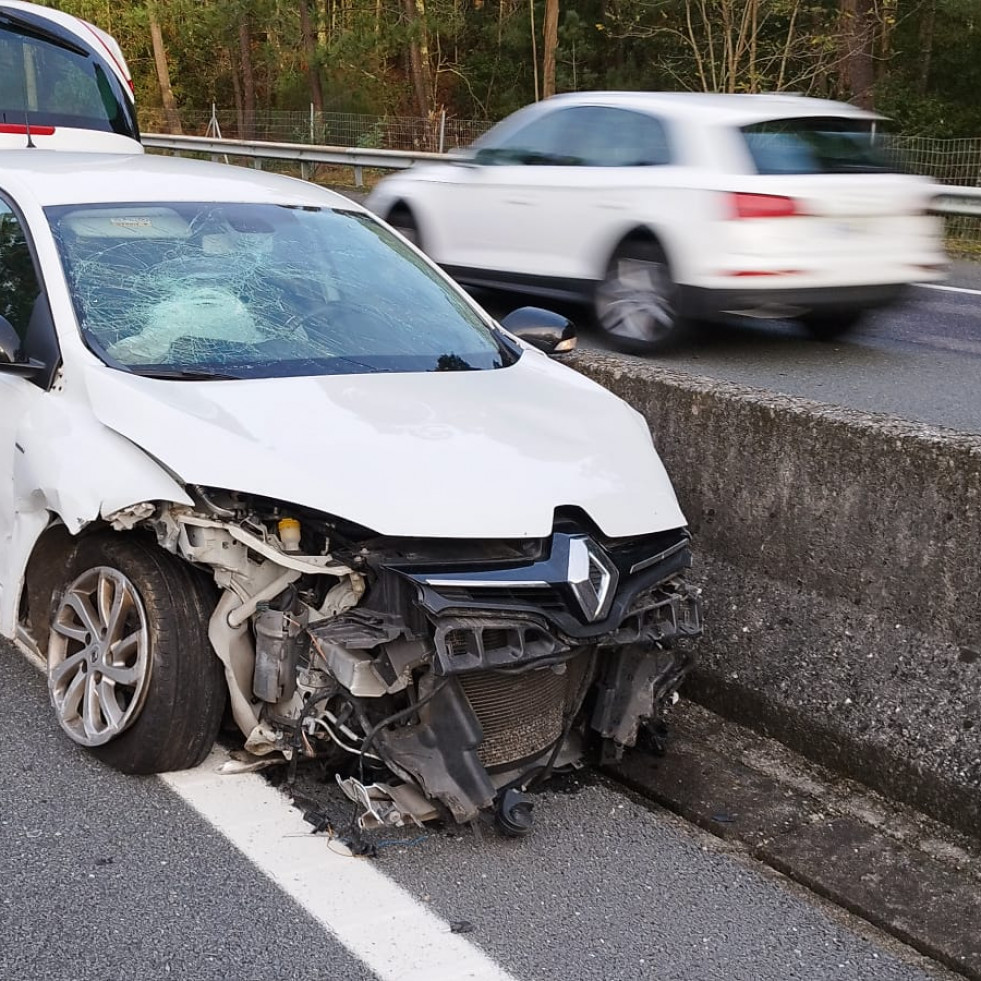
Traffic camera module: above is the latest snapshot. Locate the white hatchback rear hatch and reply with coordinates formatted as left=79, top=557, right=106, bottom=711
left=0, top=0, right=140, bottom=152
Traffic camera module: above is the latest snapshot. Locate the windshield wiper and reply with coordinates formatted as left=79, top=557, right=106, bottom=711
left=326, top=356, right=395, bottom=374
left=129, top=367, right=242, bottom=381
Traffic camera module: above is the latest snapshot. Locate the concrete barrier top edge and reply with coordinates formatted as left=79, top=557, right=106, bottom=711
left=568, top=350, right=981, bottom=453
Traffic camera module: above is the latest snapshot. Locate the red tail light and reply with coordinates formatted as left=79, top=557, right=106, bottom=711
left=728, top=192, right=802, bottom=219
left=0, top=123, right=56, bottom=136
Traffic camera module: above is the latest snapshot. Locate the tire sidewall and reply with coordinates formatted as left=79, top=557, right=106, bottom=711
left=48, top=532, right=225, bottom=773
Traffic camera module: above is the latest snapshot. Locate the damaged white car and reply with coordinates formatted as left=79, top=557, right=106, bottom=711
left=0, top=150, right=701, bottom=833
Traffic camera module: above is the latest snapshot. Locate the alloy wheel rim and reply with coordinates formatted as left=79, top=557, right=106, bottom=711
left=48, top=567, right=151, bottom=747
left=596, top=256, right=676, bottom=342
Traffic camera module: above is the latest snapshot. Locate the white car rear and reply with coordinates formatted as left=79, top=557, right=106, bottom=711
left=367, top=92, right=946, bottom=349
left=0, top=0, right=139, bottom=152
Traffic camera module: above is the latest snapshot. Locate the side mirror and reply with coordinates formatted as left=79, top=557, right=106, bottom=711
left=0, top=314, right=42, bottom=376
left=500, top=307, right=577, bottom=356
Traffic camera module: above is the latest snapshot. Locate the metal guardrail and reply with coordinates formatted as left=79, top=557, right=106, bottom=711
left=931, top=187, right=981, bottom=217
left=143, top=133, right=442, bottom=186
left=143, top=133, right=981, bottom=213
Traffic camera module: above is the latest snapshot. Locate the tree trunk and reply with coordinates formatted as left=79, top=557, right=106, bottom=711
left=529, top=0, right=539, bottom=100
left=231, top=61, right=244, bottom=139
left=238, top=16, right=256, bottom=139
left=403, top=0, right=431, bottom=117
left=298, top=0, right=325, bottom=113
left=147, top=3, right=182, bottom=134
left=839, top=0, right=876, bottom=109
left=916, top=0, right=936, bottom=96
left=542, top=0, right=559, bottom=98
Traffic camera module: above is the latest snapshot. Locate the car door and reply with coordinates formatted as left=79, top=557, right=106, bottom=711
left=421, top=106, right=581, bottom=276
left=0, top=195, right=60, bottom=631
left=497, top=106, right=679, bottom=284
left=430, top=105, right=677, bottom=286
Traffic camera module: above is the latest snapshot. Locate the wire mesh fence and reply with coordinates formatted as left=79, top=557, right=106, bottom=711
left=880, top=137, right=981, bottom=250
left=140, top=107, right=493, bottom=152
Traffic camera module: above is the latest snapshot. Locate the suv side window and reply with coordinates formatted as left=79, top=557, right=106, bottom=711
left=564, top=107, right=672, bottom=167
left=0, top=199, right=40, bottom=341
left=478, top=108, right=579, bottom=165
left=479, top=106, right=673, bottom=168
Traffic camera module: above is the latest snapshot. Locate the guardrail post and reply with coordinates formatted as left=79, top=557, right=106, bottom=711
left=253, top=159, right=263, bottom=170
left=301, top=162, right=310, bottom=180
left=354, top=165, right=363, bottom=187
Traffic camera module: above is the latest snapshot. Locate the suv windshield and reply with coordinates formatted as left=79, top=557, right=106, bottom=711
left=47, top=202, right=517, bottom=378
left=740, top=116, right=896, bottom=175
left=0, top=14, right=137, bottom=139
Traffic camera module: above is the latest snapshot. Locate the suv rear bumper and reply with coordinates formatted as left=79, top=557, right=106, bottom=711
left=680, top=282, right=910, bottom=318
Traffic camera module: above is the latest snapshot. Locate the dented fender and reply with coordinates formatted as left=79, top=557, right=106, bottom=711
left=0, top=374, right=190, bottom=637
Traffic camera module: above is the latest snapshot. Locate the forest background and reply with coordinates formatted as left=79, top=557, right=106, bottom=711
left=37, top=1, right=981, bottom=140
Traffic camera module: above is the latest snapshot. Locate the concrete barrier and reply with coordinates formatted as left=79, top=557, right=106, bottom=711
left=569, top=350, right=981, bottom=837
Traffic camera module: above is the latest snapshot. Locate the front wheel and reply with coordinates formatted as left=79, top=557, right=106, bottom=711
left=46, top=534, right=225, bottom=773
left=594, top=240, right=689, bottom=353
left=387, top=206, right=422, bottom=250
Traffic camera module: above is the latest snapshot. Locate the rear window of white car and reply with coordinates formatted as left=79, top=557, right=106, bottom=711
left=740, top=117, right=897, bottom=175
left=0, top=14, right=137, bottom=139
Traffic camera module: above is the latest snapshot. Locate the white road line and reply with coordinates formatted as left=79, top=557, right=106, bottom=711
left=162, top=750, right=518, bottom=981
left=915, top=282, right=981, bottom=296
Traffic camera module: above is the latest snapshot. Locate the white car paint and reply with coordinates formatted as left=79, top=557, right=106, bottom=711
left=84, top=357, right=683, bottom=541
left=367, top=92, right=946, bottom=304
left=0, top=150, right=685, bottom=635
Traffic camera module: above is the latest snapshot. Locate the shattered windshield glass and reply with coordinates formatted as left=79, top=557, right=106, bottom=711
left=46, top=202, right=517, bottom=378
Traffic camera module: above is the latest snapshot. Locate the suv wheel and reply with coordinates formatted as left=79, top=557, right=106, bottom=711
left=594, top=240, right=688, bottom=352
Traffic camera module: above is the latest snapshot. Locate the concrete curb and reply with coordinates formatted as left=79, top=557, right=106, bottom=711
left=567, top=351, right=981, bottom=836
left=606, top=701, right=981, bottom=980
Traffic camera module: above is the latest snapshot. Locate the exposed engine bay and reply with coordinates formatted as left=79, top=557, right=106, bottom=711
left=84, top=488, right=701, bottom=833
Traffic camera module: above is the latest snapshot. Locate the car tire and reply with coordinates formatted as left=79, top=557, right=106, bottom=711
left=800, top=309, right=865, bottom=341
left=594, top=240, right=689, bottom=352
left=46, top=533, right=225, bottom=774
left=388, top=205, right=422, bottom=250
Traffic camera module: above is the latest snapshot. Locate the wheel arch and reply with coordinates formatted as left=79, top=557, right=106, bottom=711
left=384, top=198, right=426, bottom=248
left=597, top=224, right=676, bottom=283
left=20, top=516, right=164, bottom=654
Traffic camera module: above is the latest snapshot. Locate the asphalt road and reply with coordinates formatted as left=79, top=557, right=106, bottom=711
left=480, top=261, right=981, bottom=435
left=0, top=640, right=959, bottom=981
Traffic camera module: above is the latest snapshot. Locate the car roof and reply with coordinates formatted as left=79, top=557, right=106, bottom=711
left=0, top=151, right=364, bottom=211
left=541, top=91, right=880, bottom=125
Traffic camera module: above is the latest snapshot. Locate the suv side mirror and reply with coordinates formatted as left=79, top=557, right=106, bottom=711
left=500, top=307, right=577, bottom=356
left=0, top=314, right=42, bottom=376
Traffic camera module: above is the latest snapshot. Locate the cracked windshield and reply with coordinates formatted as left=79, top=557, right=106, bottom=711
left=47, top=202, right=515, bottom=378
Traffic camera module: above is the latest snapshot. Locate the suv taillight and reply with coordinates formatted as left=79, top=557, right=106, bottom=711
left=728, top=192, right=802, bottom=219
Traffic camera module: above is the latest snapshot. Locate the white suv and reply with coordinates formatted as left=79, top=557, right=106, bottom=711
left=367, top=92, right=947, bottom=349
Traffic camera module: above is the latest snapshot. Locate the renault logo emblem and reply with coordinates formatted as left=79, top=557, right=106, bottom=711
left=567, top=536, right=617, bottom=622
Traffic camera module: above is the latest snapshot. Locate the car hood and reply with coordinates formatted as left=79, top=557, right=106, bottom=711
left=84, top=354, right=685, bottom=539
